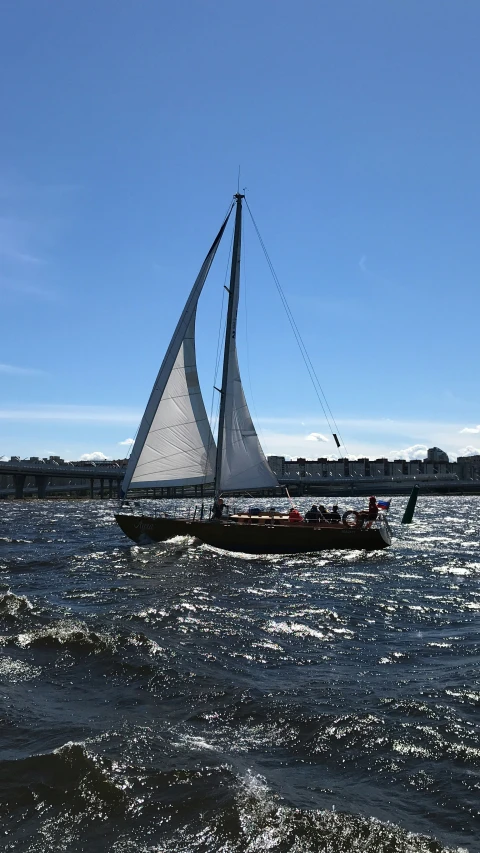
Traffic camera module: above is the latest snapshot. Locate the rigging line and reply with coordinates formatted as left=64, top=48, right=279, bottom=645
left=124, top=424, right=139, bottom=461
left=244, top=198, right=348, bottom=455
left=242, top=219, right=270, bottom=458
left=245, top=198, right=339, bottom=440
left=245, top=200, right=332, bottom=429
left=118, top=421, right=141, bottom=503
left=222, top=198, right=236, bottom=222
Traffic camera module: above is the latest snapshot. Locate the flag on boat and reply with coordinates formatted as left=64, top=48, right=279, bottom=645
left=377, top=499, right=391, bottom=511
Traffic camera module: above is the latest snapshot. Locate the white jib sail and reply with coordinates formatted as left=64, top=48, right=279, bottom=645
left=121, top=209, right=232, bottom=494
left=219, top=345, right=279, bottom=492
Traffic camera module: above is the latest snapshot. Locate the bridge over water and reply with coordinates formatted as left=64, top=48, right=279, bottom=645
left=2, top=460, right=479, bottom=500
left=0, top=460, right=125, bottom=499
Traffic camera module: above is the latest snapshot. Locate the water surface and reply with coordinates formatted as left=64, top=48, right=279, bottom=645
left=0, top=496, right=478, bottom=851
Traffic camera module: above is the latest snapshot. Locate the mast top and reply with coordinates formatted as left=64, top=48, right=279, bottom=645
left=234, top=193, right=245, bottom=200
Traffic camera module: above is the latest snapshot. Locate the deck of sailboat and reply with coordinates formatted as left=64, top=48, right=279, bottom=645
left=230, top=513, right=340, bottom=525
left=114, top=512, right=391, bottom=553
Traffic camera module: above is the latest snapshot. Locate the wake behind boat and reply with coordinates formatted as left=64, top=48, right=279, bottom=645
left=115, top=193, right=391, bottom=553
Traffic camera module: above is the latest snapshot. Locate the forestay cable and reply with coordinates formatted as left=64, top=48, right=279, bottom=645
left=244, top=198, right=348, bottom=456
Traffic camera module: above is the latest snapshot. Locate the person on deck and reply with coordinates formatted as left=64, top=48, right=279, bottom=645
left=288, top=507, right=304, bottom=523
left=304, top=505, right=320, bottom=523
left=330, top=505, right=341, bottom=523
left=367, top=496, right=378, bottom=520
left=358, top=496, right=378, bottom=527
left=324, top=505, right=341, bottom=523
left=213, top=498, right=227, bottom=519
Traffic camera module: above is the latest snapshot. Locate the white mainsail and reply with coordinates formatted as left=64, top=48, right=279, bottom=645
left=216, top=195, right=278, bottom=493
left=121, top=209, right=232, bottom=494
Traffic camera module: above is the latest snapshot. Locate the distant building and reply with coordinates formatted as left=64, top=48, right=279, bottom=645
left=426, top=447, right=449, bottom=463
left=457, top=455, right=480, bottom=481
left=267, top=454, right=459, bottom=482
left=67, top=458, right=129, bottom=469
left=267, top=456, right=285, bottom=477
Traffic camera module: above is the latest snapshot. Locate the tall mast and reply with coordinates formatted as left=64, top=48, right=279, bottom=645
left=214, top=193, right=244, bottom=498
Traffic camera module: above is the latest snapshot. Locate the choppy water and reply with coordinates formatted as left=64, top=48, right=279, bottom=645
left=0, top=496, right=479, bottom=852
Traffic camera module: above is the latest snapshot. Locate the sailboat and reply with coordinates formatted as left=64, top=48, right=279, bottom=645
left=115, top=194, right=391, bottom=553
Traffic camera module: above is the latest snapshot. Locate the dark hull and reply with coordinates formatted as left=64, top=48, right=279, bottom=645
left=115, top=514, right=391, bottom=553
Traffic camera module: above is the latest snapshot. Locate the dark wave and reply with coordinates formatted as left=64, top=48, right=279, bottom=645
left=0, top=750, right=457, bottom=852
left=0, top=742, right=127, bottom=816
left=2, top=617, right=164, bottom=661
left=167, top=771, right=458, bottom=852
left=0, top=591, right=34, bottom=619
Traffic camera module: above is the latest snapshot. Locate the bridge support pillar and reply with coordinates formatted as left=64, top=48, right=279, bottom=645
left=108, top=479, right=113, bottom=499
left=100, top=478, right=104, bottom=499
left=90, top=478, right=94, bottom=499
left=117, top=480, right=121, bottom=499
left=35, top=475, right=48, bottom=499
left=14, top=474, right=26, bottom=499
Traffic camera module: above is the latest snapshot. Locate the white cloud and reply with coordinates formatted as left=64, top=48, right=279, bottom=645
left=460, top=425, right=480, bottom=434
left=305, top=432, right=328, bottom=442
left=458, top=446, right=480, bottom=457
left=250, top=420, right=480, bottom=464
left=0, top=363, right=45, bottom=376
left=118, top=438, right=135, bottom=446
left=80, top=452, right=111, bottom=461
left=388, top=444, right=427, bottom=461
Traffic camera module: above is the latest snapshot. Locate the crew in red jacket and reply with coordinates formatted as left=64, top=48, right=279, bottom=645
left=288, top=507, right=303, bottom=523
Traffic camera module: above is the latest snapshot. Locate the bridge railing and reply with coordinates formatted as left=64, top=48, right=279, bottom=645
left=0, top=461, right=125, bottom=477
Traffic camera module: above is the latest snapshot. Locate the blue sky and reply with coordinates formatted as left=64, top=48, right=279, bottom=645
left=1, top=0, right=479, bottom=463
